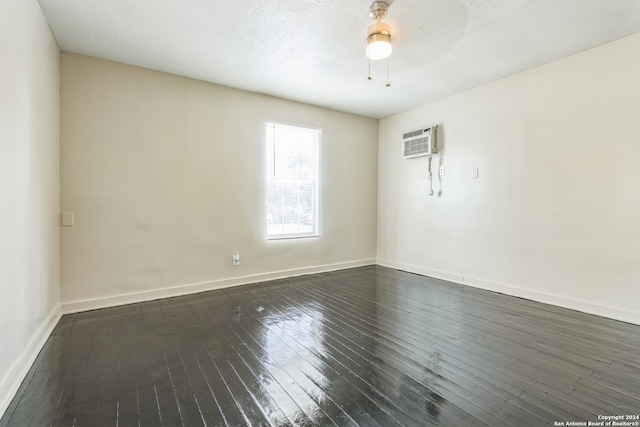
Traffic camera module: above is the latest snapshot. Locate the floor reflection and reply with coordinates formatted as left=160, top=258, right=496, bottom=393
left=396, top=355, right=447, bottom=423
left=249, top=274, right=450, bottom=426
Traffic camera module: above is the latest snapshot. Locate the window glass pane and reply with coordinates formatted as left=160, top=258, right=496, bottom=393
left=266, top=123, right=320, bottom=239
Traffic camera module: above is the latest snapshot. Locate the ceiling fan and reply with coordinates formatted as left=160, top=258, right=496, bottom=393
left=365, top=1, right=393, bottom=87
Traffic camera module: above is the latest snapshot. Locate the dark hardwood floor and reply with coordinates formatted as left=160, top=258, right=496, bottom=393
left=2, top=266, right=639, bottom=426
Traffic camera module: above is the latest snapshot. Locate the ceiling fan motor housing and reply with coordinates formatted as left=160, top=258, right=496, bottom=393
left=369, top=1, right=390, bottom=19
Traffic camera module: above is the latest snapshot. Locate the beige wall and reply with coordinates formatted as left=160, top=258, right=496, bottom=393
left=377, top=32, right=640, bottom=324
left=0, top=0, right=60, bottom=416
left=60, top=53, right=378, bottom=310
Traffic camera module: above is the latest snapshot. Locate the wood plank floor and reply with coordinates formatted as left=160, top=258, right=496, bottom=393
left=2, top=266, right=639, bottom=426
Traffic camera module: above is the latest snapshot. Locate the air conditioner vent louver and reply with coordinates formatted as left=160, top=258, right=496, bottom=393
left=402, top=125, right=437, bottom=158
left=402, top=129, right=424, bottom=139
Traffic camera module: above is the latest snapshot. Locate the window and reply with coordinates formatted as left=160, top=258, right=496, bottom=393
left=266, top=122, right=321, bottom=239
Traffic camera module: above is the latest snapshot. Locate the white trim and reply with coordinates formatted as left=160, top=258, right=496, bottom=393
left=0, top=305, right=62, bottom=419
left=376, top=259, right=464, bottom=284
left=463, top=275, right=640, bottom=326
left=376, top=258, right=640, bottom=326
left=267, top=232, right=321, bottom=240
left=62, top=259, right=376, bottom=314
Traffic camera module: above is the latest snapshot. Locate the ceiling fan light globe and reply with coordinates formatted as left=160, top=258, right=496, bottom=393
left=366, top=38, right=392, bottom=60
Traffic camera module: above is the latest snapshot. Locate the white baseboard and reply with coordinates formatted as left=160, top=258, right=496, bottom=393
left=376, top=259, right=465, bottom=284
left=62, top=258, right=376, bottom=314
left=376, top=258, right=640, bottom=326
left=0, top=304, right=62, bottom=419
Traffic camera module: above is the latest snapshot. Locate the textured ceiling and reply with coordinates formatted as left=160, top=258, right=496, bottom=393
left=38, top=0, right=640, bottom=119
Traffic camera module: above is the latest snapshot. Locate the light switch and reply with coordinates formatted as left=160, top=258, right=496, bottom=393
left=471, top=168, right=479, bottom=179
left=61, top=212, right=74, bottom=227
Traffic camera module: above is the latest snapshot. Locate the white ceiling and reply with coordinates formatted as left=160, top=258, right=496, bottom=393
left=38, top=0, right=640, bottom=119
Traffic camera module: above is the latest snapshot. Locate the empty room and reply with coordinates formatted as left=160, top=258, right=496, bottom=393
left=1, top=0, right=639, bottom=426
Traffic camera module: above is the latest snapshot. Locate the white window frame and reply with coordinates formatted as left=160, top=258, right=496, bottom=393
left=266, top=122, right=321, bottom=240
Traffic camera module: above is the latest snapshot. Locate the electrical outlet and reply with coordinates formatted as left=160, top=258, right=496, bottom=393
left=439, top=166, right=445, bottom=176
left=232, top=254, right=240, bottom=266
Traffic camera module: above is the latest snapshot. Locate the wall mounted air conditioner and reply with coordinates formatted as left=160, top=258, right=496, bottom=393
left=403, top=125, right=437, bottom=158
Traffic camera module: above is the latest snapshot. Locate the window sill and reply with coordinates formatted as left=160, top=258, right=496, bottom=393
left=267, top=233, right=321, bottom=241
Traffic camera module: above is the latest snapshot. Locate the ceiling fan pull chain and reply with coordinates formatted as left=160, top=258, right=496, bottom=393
left=386, top=58, right=391, bottom=87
